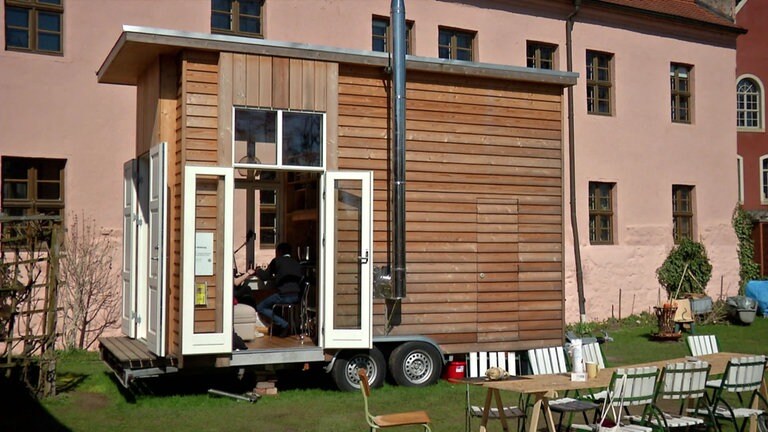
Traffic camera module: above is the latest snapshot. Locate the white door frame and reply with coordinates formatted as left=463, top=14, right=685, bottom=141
left=181, top=165, right=234, bottom=355
left=321, top=171, right=373, bottom=349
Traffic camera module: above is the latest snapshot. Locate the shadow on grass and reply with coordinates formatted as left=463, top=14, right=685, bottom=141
left=0, top=375, right=71, bottom=432
left=113, top=363, right=338, bottom=400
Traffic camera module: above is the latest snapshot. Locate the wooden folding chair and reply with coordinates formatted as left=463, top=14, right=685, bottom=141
left=704, top=355, right=768, bottom=432
left=465, top=352, right=525, bottom=432
left=527, top=347, right=600, bottom=431
left=629, top=361, right=714, bottom=431
left=357, top=369, right=432, bottom=432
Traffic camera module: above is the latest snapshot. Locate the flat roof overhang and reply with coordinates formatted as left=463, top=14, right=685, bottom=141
left=97, top=26, right=578, bottom=87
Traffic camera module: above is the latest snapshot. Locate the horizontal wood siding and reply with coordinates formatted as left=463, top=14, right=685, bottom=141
left=180, top=51, right=221, bottom=346
left=338, top=65, right=564, bottom=353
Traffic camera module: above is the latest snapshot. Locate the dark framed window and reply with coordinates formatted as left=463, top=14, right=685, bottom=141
left=672, top=185, right=694, bottom=243
left=259, top=189, right=277, bottom=247
left=586, top=50, right=613, bottom=115
left=527, top=41, right=556, bottom=70
left=372, top=16, right=413, bottom=54
left=5, top=0, right=63, bottom=54
left=737, top=78, right=761, bottom=129
left=671, top=63, right=692, bottom=123
left=211, top=0, right=263, bottom=38
left=438, top=27, right=474, bottom=61
left=589, top=182, right=615, bottom=245
left=2, top=157, right=66, bottom=218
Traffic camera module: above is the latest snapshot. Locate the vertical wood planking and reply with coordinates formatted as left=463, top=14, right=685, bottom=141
left=232, top=53, right=247, bottom=106
left=245, top=55, right=260, bottom=105
left=289, top=58, right=303, bottom=108
left=272, top=57, right=290, bottom=109
left=258, top=56, right=272, bottom=107
left=325, top=63, right=339, bottom=170
left=302, top=60, right=315, bottom=110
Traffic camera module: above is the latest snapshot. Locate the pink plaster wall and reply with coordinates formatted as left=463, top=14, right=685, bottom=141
left=0, top=0, right=209, bottom=233
left=1, top=0, right=740, bottom=328
left=564, top=20, right=740, bottom=321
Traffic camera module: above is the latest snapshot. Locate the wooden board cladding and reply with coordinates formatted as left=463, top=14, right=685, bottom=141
left=181, top=50, right=220, bottom=167
left=218, top=52, right=339, bottom=168
left=337, top=64, right=564, bottom=354
left=223, top=53, right=332, bottom=111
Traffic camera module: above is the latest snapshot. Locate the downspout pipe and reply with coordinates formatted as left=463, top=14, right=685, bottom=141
left=391, top=0, right=407, bottom=299
left=567, top=0, right=587, bottom=322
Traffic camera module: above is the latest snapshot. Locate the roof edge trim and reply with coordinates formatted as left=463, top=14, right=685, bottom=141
left=98, top=26, right=578, bottom=87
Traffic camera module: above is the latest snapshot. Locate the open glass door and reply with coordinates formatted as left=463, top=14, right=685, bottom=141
left=322, top=171, right=373, bottom=349
left=182, top=166, right=234, bottom=355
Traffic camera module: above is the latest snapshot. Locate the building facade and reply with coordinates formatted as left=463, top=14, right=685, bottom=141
left=1, top=0, right=742, bottom=332
left=735, top=0, right=768, bottom=274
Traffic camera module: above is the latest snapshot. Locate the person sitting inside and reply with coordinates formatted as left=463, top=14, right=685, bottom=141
left=255, top=242, right=303, bottom=338
left=233, top=267, right=258, bottom=309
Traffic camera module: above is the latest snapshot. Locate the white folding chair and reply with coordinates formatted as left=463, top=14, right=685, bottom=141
left=572, top=367, right=659, bottom=432
left=580, top=342, right=611, bottom=401
left=705, top=355, right=768, bottom=432
left=686, top=335, right=719, bottom=357
left=465, top=352, right=524, bottom=432
left=629, top=361, right=714, bottom=431
left=527, top=347, right=600, bottom=431
left=583, top=341, right=606, bottom=369
left=686, top=335, right=722, bottom=389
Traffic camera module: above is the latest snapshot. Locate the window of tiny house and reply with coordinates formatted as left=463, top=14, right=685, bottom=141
left=233, top=108, right=326, bottom=172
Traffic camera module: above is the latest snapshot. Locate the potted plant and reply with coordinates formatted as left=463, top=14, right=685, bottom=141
left=655, top=238, right=712, bottom=336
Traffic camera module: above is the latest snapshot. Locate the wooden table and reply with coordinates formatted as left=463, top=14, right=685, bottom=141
left=477, top=352, right=763, bottom=432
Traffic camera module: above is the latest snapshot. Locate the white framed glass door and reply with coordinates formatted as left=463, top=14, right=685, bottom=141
left=322, top=171, right=373, bottom=349
left=182, top=166, right=234, bottom=355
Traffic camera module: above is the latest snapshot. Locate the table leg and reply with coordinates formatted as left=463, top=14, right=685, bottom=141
left=480, top=388, right=493, bottom=432
left=541, top=393, right=558, bottom=432
left=493, top=388, right=510, bottom=432
left=528, top=393, right=543, bottom=432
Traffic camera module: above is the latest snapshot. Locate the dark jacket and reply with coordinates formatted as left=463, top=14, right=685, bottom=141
left=258, top=254, right=302, bottom=294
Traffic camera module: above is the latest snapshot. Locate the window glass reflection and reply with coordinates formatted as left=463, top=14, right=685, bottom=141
left=282, top=113, right=323, bottom=167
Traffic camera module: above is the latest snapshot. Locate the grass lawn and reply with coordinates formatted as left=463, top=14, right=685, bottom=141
left=6, top=319, right=766, bottom=431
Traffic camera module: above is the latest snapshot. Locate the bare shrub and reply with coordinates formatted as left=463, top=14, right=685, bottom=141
left=59, top=213, right=120, bottom=350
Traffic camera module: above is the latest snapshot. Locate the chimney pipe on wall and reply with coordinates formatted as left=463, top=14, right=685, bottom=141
left=391, top=0, right=407, bottom=299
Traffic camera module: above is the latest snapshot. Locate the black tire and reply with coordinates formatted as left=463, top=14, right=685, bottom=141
left=388, top=341, right=442, bottom=387
left=331, top=347, right=386, bottom=391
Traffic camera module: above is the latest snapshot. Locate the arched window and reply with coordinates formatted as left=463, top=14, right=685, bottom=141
left=737, top=77, right=763, bottom=129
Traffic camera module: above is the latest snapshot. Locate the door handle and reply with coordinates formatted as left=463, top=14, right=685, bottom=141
left=358, top=249, right=369, bottom=264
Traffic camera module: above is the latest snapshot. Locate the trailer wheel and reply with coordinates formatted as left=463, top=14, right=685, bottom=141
left=331, top=347, right=386, bottom=391
left=388, top=341, right=442, bottom=387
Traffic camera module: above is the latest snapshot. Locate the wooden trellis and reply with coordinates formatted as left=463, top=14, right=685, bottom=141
left=0, top=215, right=62, bottom=398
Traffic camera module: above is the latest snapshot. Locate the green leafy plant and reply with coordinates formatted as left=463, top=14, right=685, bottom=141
left=732, top=205, right=761, bottom=295
left=656, top=238, right=712, bottom=300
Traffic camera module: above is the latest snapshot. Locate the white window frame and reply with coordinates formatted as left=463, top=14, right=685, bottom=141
left=737, top=74, right=765, bottom=132
left=738, top=155, right=744, bottom=204
left=232, top=107, right=327, bottom=173
left=761, top=155, right=768, bottom=204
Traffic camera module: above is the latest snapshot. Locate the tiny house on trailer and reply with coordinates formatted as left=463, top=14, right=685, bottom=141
left=96, top=26, right=576, bottom=391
